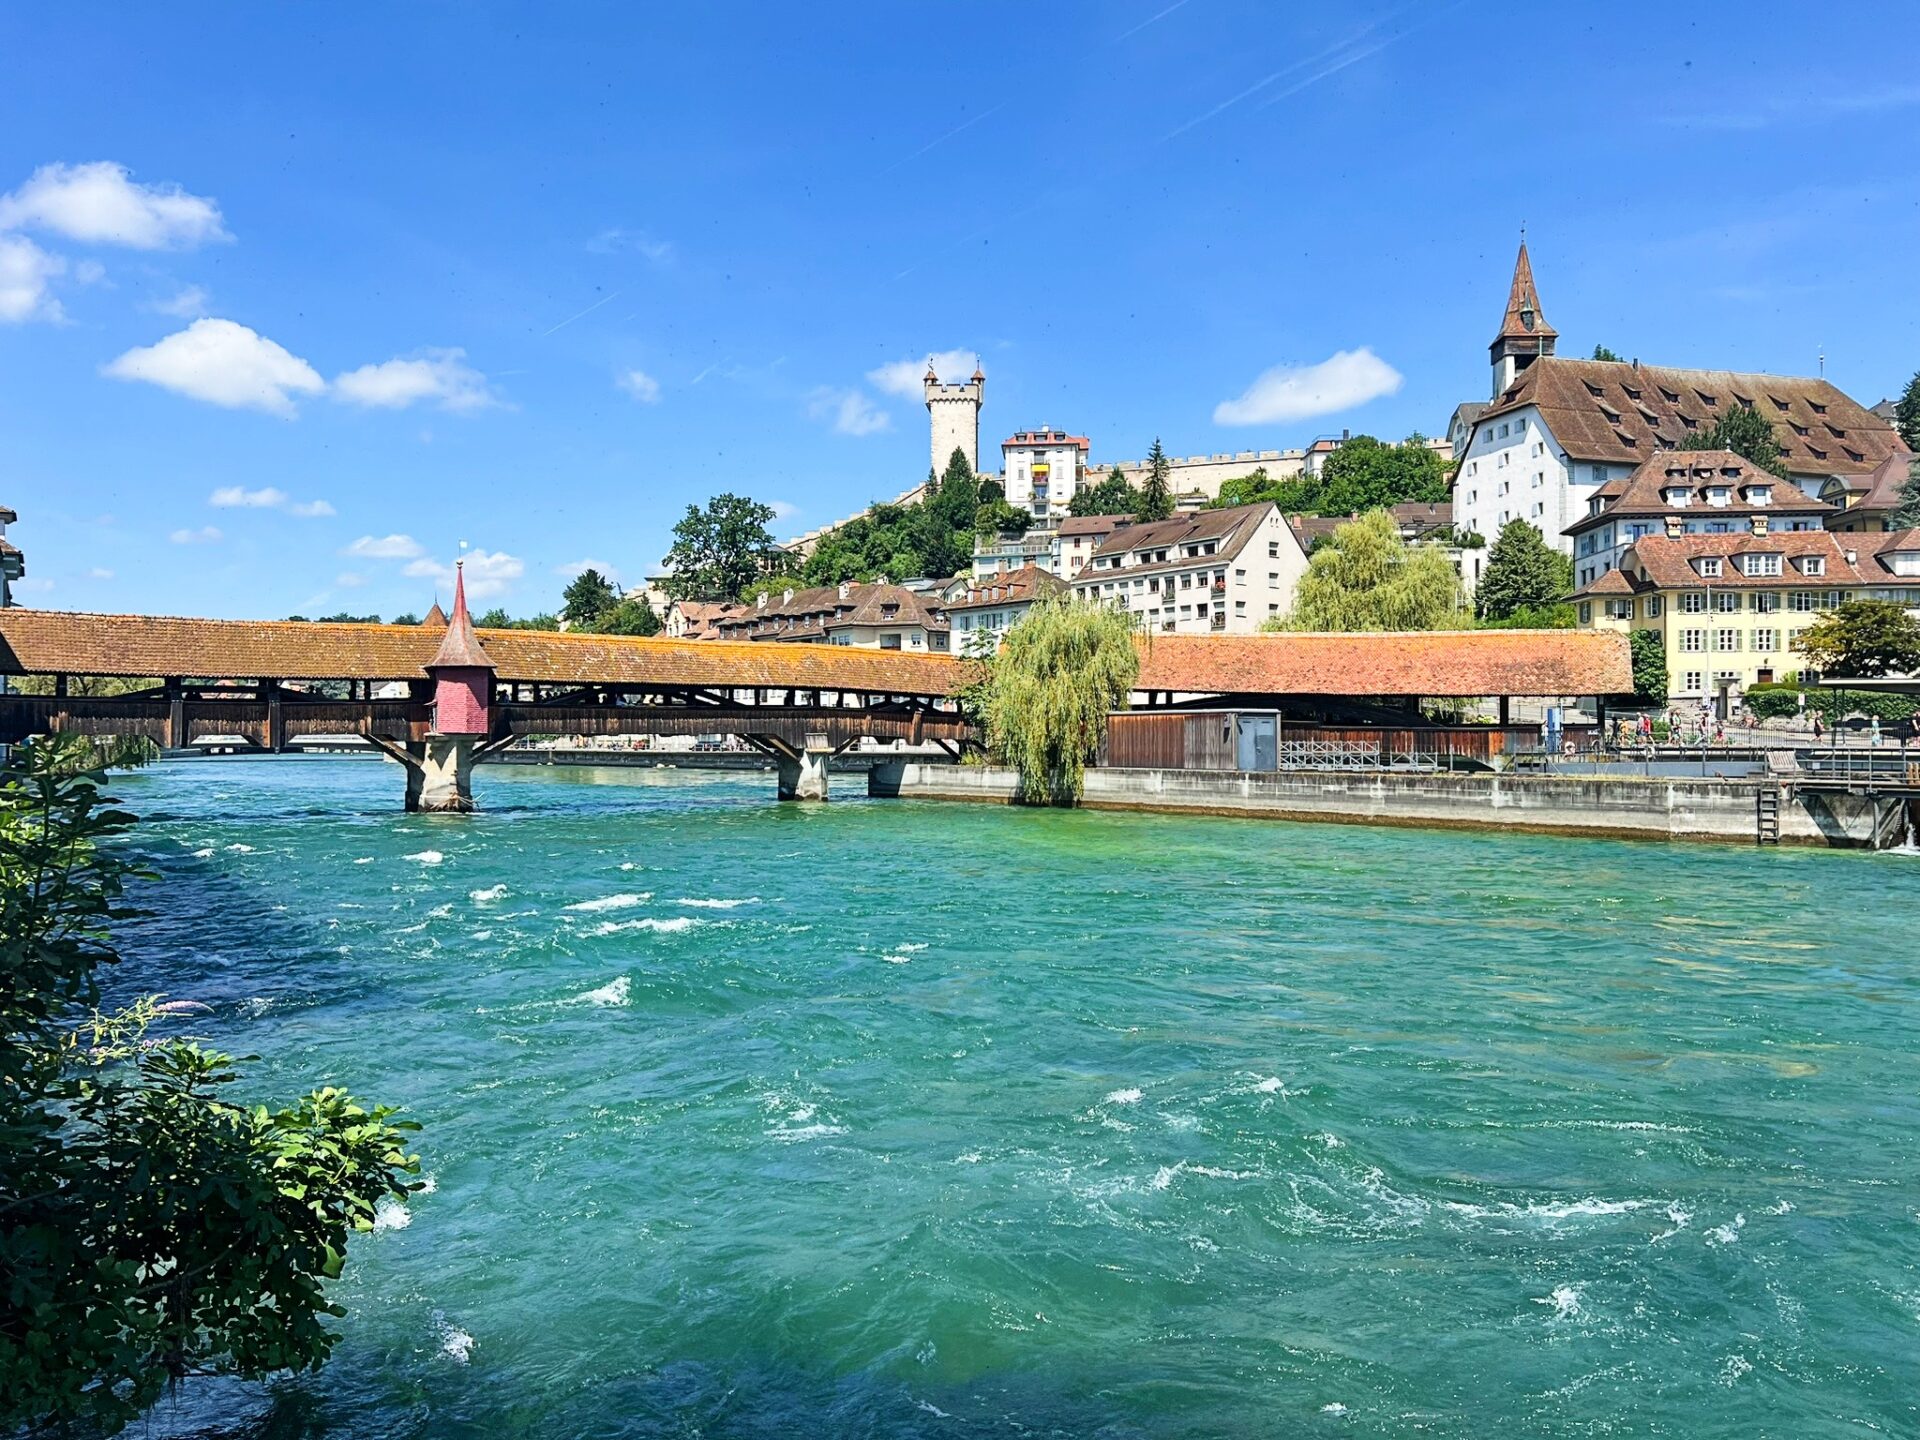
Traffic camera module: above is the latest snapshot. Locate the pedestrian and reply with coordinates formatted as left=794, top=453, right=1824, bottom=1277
left=1871, top=715, right=1883, bottom=747
left=1812, top=711, right=1824, bottom=744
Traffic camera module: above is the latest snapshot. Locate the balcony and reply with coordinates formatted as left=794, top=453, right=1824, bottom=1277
left=1209, top=613, right=1226, bottom=631
left=1210, top=579, right=1226, bottom=594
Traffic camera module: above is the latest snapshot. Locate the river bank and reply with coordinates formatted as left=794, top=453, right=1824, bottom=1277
left=871, top=761, right=1918, bottom=848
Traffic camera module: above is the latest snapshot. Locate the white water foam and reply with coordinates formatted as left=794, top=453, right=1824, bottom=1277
left=588, top=915, right=699, bottom=937
left=1320, top=1402, right=1349, bottom=1416
left=469, top=884, right=507, bottom=903
left=190, top=847, right=214, bottom=859
left=403, top=850, right=443, bottom=865
left=675, top=896, right=759, bottom=909
left=1705, top=1213, right=1746, bottom=1246
left=372, top=1196, right=412, bottom=1231
left=1444, top=1197, right=1649, bottom=1224
left=1534, top=1284, right=1582, bottom=1320
left=1252, top=1076, right=1297, bottom=1096
left=1720, top=1354, right=1752, bottom=1385
left=225, top=843, right=256, bottom=853
left=565, top=892, right=651, bottom=912
left=1106, top=1087, right=1144, bottom=1105
left=353, top=856, right=374, bottom=864
left=571, top=976, right=631, bottom=1007
left=435, top=1317, right=475, bottom=1364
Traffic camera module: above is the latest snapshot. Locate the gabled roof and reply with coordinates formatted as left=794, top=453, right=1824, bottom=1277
left=1057, top=514, right=1133, bottom=537
left=1475, top=358, right=1900, bottom=477
left=1003, top=431, right=1091, bottom=451
left=1134, top=630, right=1631, bottom=698
left=1834, top=449, right=1918, bottom=514
left=422, top=601, right=448, bottom=626
left=1086, top=503, right=1276, bottom=564
left=1570, top=568, right=1645, bottom=599
left=946, top=565, right=1068, bottom=611
left=1564, top=449, right=1833, bottom=535
left=1611, top=531, right=1884, bottom=590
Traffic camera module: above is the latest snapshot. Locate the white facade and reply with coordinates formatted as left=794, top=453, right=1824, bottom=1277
left=1069, top=506, right=1307, bottom=635
left=1451, top=403, right=1616, bottom=581
left=1002, top=431, right=1089, bottom=519
left=924, top=369, right=983, bottom=476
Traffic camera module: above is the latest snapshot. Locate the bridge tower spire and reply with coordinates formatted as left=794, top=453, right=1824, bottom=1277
left=412, top=562, right=497, bottom=811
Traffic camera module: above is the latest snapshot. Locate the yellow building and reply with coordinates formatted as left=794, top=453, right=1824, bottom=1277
left=1572, top=526, right=1920, bottom=704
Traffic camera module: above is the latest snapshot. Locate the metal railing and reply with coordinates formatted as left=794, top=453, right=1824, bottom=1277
left=1275, top=739, right=1439, bottom=773
left=1794, top=745, right=1920, bottom=789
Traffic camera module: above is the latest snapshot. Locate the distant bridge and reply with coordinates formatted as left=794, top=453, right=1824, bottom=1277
left=0, top=599, right=972, bottom=808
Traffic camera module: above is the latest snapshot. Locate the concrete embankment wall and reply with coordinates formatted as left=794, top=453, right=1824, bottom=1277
left=869, top=762, right=1910, bottom=848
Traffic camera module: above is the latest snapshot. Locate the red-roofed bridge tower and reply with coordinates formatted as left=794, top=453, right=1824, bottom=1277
left=408, top=562, right=496, bottom=811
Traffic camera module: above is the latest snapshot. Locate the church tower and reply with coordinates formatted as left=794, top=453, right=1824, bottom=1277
left=1490, top=240, right=1557, bottom=398
left=924, top=361, right=984, bottom=476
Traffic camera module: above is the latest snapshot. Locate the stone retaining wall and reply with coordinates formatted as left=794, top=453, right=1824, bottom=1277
left=869, top=763, right=1912, bottom=848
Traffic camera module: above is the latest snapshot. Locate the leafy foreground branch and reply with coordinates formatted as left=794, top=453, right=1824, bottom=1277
left=0, top=738, right=421, bottom=1437
left=971, top=598, right=1140, bottom=806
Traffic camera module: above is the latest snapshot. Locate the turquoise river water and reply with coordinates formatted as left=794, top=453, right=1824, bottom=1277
left=105, top=757, right=1918, bottom=1439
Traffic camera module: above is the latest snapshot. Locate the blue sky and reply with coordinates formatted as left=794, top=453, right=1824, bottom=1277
left=3, top=1, right=1918, bottom=618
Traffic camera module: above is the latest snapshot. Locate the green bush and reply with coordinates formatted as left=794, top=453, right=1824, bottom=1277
left=1743, top=687, right=1803, bottom=720
left=1741, top=684, right=1917, bottom=723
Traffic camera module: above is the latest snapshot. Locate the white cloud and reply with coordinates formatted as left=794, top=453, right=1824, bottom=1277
left=403, top=549, right=524, bottom=599
left=1212, top=347, right=1403, bottom=426
left=12, top=576, right=54, bottom=595
left=335, top=571, right=365, bottom=588
left=169, top=525, right=222, bottom=544
left=343, top=533, right=424, bottom=560
left=104, top=318, right=325, bottom=417
left=207, top=485, right=335, bottom=517
left=809, top=387, right=890, bottom=437
left=0, top=235, right=64, bottom=323
left=73, top=259, right=105, bottom=285
left=616, top=368, right=661, bottom=403
left=867, top=349, right=980, bottom=399
left=0, top=161, right=228, bottom=250
left=554, top=557, right=623, bottom=582
left=149, top=283, right=209, bottom=318
left=768, top=500, right=798, bottom=521
left=331, top=347, right=496, bottom=413
left=87, top=567, right=114, bottom=580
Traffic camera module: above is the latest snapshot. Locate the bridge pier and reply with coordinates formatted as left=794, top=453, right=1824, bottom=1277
left=774, top=746, right=831, bottom=801
left=402, top=734, right=477, bottom=812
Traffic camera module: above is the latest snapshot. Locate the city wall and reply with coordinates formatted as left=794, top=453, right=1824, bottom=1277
left=868, top=762, right=1911, bottom=848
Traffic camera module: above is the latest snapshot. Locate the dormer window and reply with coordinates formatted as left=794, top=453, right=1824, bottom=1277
left=1808, top=446, right=1828, bottom=460
left=1680, top=415, right=1698, bottom=429
left=1696, top=557, right=1723, bottom=577
left=1742, top=553, right=1781, bottom=577
left=1770, top=396, right=1790, bottom=411
left=1798, top=556, right=1825, bottom=577
left=1697, top=391, right=1718, bottom=407
left=1791, top=423, right=1810, bottom=436
left=1660, top=387, right=1680, bottom=403
left=1583, top=381, right=1604, bottom=397
left=1734, top=394, right=1753, bottom=409
left=1825, top=425, right=1846, bottom=438
left=1844, top=447, right=1864, bottom=463
left=1810, top=402, right=1827, bottom=414
left=1623, top=385, right=1642, bottom=401
left=1706, top=487, right=1731, bottom=506
left=1662, top=487, right=1690, bottom=506
left=1744, top=486, right=1772, bottom=505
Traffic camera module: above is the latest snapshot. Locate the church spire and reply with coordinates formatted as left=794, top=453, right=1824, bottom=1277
left=1489, top=238, right=1557, bottom=397
left=428, top=561, right=494, bottom=670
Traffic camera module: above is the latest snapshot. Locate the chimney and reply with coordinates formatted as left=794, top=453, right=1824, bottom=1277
left=1665, top=515, right=1683, bottom=538
left=838, top=581, right=851, bottom=600
left=757, top=592, right=768, bottom=610
left=1846, top=548, right=1858, bottom=565
left=783, top=587, right=794, bottom=604
left=1750, top=514, right=1768, bottom=536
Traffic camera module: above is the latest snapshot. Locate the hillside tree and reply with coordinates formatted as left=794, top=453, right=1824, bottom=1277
left=1895, top=370, right=1920, bottom=451
left=1887, top=456, right=1920, bottom=530
left=662, top=493, right=779, bottom=600
left=1474, top=519, right=1574, bottom=622
left=1269, top=509, right=1466, bottom=632
left=1680, top=405, right=1789, bottom=479
left=1069, top=466, right=1140, bottom=518
left=977, top=597, right=1140, bottom=805
left=561, top=568, right=619, bottom=627
left=1136, top=439, right=1175, bottom=522
left=1793, top=599, right=1920, bottom=678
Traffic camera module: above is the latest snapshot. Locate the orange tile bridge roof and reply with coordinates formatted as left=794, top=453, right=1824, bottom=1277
left=0, top=610, right=1631, bottom=756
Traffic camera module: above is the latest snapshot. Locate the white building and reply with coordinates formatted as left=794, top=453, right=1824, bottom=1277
left=1001, top=428, right=1090, bottom=519
left=924, top=364, right=984, bottom=476
left=1451, top=244, right=1903, bottom=592
left=946, top=565, right=1069, bottom=654
left=1069, top=502, right=1308, bottom=634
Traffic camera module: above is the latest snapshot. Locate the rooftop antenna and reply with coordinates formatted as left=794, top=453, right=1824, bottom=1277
left=1817, top=345, right=1825, bottom=378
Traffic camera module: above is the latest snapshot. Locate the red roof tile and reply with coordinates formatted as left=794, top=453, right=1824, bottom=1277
left=1134, top=630, right=1631, bottom=698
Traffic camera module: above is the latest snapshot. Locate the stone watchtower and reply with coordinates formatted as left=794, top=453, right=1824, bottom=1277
left=1490, top=240, right=1556, bottom=399
left=413, top=561, right=495, bottom=812
left=923, top=362, right=984, bottom=477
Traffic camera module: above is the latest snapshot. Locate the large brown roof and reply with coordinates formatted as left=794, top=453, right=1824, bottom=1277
left=1057, top=514, right=1133, bottom=537
left=1564, top=449, right=1833, bottom=535
left=1477, top=358, right=1900, bottom=477
left=1085, top=504, right=1278, bottom=572
left=1134, top=630, right=1631, bottom=698
left=1581, top=530, right=1920, bottom=596
left=946, top=565, right=1068, bottom=611
left=0, top=609, right=964, bottom=694
left=1831, top=449, right=1918, bottom=513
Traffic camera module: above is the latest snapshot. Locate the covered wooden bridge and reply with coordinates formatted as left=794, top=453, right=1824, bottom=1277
left=0, top=576, right=972, bottom=807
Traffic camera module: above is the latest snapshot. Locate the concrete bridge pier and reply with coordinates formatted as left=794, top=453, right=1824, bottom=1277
left=412, top=734, right=477, bottom=812
left=775, top=746, right=831, bottom=801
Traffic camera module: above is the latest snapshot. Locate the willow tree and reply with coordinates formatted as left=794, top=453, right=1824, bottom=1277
left=979, top=597, right=1140, bottom=805
left=1269, top=508, right=1466, bottom=631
